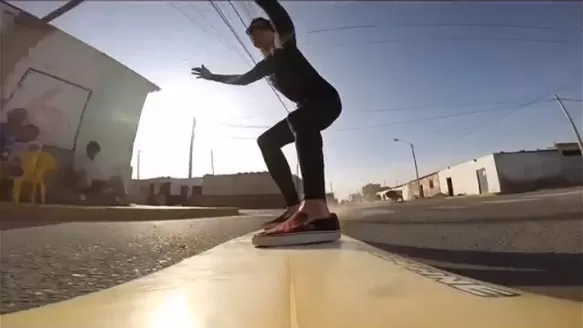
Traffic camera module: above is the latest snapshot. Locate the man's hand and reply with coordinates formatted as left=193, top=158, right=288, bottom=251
left=191, top=65, right=213, bottom=80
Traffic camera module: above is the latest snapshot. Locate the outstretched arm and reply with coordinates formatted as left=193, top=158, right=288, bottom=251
left=255, top=0, right=296, bottom=47
left=193, top=59, right=273, bottom=86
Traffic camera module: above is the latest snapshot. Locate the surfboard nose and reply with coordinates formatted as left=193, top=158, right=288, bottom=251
left=1, top=234, right=581, bottom=328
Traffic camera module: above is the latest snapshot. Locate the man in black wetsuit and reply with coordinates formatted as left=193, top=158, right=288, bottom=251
left=192, top=0, right=341, bottom=247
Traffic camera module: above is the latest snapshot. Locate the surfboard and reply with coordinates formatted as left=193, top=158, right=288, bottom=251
left=1, top=234, right=581, bottom=328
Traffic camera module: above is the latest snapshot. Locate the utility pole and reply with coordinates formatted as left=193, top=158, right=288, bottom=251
left=555, top=94, right=583, bottom=155
left=42, top=0, right=86, bottom=23
left=394, top=138, right=423, bottom=198
left=210, top=150, right=215, bottom=175
left=188, top=117, right=196, bottom=179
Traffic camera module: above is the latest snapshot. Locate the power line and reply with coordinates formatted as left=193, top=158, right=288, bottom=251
left=561, top=98, right=583, bottom=103
left=221, top=97, right=544, bottom=139
left=217, top=100, right=545, bottom=131
left=450, top=78, right=580, bottom=142
left=240, top=1, right=255, bottom=20
left=363, top=97, right=556, bottom=113
left=333, top=37, right=581, bottom=49
left=228, top=0, right=250, bottom=31
left=214, top=0, right=290, bottom=114
left=306, top=22, right=582, bottom=34
left=168, top=2, right=249, bottom=65
left=188, top=3, right=246, bottom=56
left=209, top=2, right=256, bottom=65
left=216, top=95, right=572, bottom=131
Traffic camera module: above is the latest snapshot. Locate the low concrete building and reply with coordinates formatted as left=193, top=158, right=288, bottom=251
left=130, top=172, right=305, bottom=208
left=198, top=172, right=303, bottom=209
left=394, top=143, right=582, bottom=199
left=130, top=177, right=202, bottom=205
left=390, top=171, right=442, bottom=201
left=408, top=171, right=442, bottom=199
left=439, top=143, right=582, bottom=196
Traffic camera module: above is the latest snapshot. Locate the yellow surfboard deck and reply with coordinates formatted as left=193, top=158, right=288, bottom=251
left=2, top=234, right=581, bottom=328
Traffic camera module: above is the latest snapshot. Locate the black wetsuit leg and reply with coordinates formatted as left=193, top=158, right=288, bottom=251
left=258, top=92, right=341, bottom=204
left=257, top=120, right=300, bottom=207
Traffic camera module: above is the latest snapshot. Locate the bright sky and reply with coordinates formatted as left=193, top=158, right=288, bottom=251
left=11, top=1, right=583, bottom=199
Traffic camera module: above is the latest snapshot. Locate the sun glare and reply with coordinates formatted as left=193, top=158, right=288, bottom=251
left=133, top=80, right=267, bottom=178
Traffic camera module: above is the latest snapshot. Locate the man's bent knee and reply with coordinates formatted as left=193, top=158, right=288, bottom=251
left=257, top=133, right=273, bottom=152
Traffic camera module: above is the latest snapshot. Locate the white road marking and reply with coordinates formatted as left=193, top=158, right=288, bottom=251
left=361, top=209, right=395, bottom=215
left=526, top=190, right=583, bottom=199
left=431, top=205, right=468, bottom=210
left=482, top=198, right=540, bottom=204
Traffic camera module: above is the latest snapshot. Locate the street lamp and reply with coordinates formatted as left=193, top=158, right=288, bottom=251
left=394, top=138, right=424, bottom=198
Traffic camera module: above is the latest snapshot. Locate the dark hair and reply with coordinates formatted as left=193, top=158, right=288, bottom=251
left=86, top=140, right=101, bottom=152
left=246, top=17, right=274, bottom=35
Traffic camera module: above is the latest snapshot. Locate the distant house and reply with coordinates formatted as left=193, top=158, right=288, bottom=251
left=130, top=177, right=202, bottom=205
left=440, top=143, right=582, bottom=196
left=199, top=172, right=302, bottom=209
left=394, top=143, right=582, bottom=200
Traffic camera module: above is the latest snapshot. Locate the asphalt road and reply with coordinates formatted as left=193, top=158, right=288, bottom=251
left=339, top=187, right=583, bottom=301
left=0, top=215, right=266, bottom=314
left=0, top=187, right=581, bottom=314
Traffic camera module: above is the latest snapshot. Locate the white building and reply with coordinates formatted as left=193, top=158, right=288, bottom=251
left=439, top=144, right=582, bottom=196
left=1, top=1, right=159, bottom=187
left=390, top=143, right=582, bottom=200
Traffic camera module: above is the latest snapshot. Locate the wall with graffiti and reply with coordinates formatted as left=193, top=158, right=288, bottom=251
left=1, top=1, right=159, bottom=185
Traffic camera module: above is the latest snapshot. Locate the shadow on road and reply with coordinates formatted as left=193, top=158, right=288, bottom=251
left=367, top=241, right=583, bottom=287
left=361, top=212, right=582, bottom=225
left=0, top=220, right=65, bottom=231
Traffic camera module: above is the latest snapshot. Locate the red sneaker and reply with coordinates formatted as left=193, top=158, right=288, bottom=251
left=262, top=211, right=291, bottom=230
left=253, top=212, right=341, bottom=247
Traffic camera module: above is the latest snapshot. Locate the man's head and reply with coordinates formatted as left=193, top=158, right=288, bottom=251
left=246, top=17, right=275, bottom=50
left=86, top=141, right=101, bottom=159
left=6, top=108, right=28, bottom=126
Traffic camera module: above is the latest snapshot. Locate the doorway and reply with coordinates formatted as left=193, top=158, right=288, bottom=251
left=476, top=168, right=489, bottom=194
left=446, top=177, right=454, bottom=196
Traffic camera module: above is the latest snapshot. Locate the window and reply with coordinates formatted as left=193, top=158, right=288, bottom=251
left=429, top=179, right=434, bottom=189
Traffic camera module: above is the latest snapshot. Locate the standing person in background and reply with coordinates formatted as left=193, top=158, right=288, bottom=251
left=73, top=141, right=128, bottom=205
left=192, top=0, right=342, bottom=247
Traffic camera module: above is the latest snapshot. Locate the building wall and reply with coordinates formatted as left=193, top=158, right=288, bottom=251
left=191, top=194, right=287, bottom=209
left=438, top=154, right=501, bottom=196
left=407, top=172, right=441, bottom=198
left=199, top=172, right=303, bottom=209
left=394, top=184, right=413, bottom=201
left=130, top=177, right=203, bottom=195
left=1, top=2, right=158, bottom=184
left=494, top=150, right=583, bottom=193
left=202, top=172, right=302, bottom=196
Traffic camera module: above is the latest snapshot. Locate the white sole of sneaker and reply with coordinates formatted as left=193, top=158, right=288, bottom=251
left=252, top=230, right=341, bottom=247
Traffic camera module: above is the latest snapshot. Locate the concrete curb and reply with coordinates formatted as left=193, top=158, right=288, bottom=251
left=0, top=202, right=239, bottom=223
